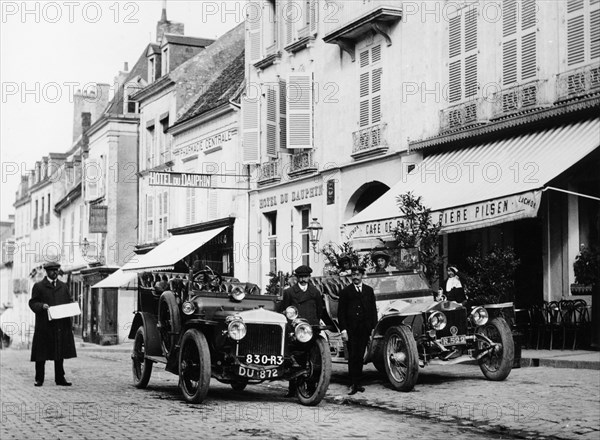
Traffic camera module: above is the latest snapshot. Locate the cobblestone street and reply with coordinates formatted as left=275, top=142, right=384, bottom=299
left=1, top=346, right=599, bottom=439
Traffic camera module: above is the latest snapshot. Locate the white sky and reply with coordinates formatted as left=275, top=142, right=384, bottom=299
left=0, top=0, right=244, bottom=221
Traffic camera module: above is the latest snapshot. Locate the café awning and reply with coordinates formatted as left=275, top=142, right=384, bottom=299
left=91, top=268, right=137, bottom=290
left=123, top=227, right=227, bottom=272
left=346, top=118, right=599, bottom=240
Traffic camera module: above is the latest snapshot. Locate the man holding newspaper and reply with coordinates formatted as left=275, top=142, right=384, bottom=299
left=29, top=260, right=77, bottom=387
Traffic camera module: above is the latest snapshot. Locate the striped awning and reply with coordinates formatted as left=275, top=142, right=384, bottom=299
left=123, top=227, right=227, bottom=272
left=345, top=118, right=599, bottom=240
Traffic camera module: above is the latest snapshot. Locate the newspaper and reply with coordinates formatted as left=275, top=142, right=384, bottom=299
left=47, top=303, right=81, bottom=321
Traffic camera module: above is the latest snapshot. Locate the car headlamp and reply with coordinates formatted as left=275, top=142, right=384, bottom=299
left=428, top=311, right=447, bottom=330
left=470, top=306, right=489, bottom=326
left=285, top=306, right=299, bottom=320
left=227, top=318, right=247, bottom=341
left=293, top=321, right=313, bottom=343
left=229, top=286, right=246, bottom=302
left=181, top=301, right=196, bottom=315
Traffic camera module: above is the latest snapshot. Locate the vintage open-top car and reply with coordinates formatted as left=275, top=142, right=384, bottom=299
left=128, top=271, right=331, bottom=405
left=315, top=271, right=514, bottom=391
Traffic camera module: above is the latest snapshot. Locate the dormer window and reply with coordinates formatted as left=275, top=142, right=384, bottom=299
left=148, top=57, right=155, bottom=82
left=162, top=47, right=169, bottom=75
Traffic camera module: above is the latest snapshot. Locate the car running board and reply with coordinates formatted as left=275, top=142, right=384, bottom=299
left=145, top=355, right=168, bottom=364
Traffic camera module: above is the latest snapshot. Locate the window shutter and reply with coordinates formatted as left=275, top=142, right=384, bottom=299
left=449, top=60, right=462, bottom=102
left=147, top=195, right=154, bottom=242
left=567, top=15, right=585, bottom=65
left=371, top=67, right=382, bottom=124
left=247, top=1, right=262, bottom=62
left=591, top=8, right=600, bottom=59
left=463, top=7, right=478, bottom=98
left=503, top=40, right=518, bottom=85
left=266, top=88, right=277, bottom=157
left=285, top=0, right=294, bottom=46
left=309, top=0, right=318, bottom=35
left=242, top=94, right=260, bottom=164
left=287, top=73, right=313, bottom=149
left=279, top=79, right=287, bottom=149
left=503, top=0, right=537, bottom=84
left=521, top=32, right=537, bottom=80
left=449, top=15, right=461, bottom=58
left=84, top=158, right=99, bottom=201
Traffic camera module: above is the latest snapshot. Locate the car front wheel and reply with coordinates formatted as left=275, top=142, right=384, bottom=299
left=178, top=329, right=211, bottom=403
left=132, top=326, right=153, bottom=389
left=296, top=338, right=332, bottom=406
left=477, top=317, right=514, bottom=381
left=383, top=325, right=419, bottom=392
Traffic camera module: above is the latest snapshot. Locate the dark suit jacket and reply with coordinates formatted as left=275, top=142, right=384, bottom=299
left=279, top=283, right=324, bottom=326
left=29, top=278, right=77, bottom=361
left=338, top=283, right=377, bottom=332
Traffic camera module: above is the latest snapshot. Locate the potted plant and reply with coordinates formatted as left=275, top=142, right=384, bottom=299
left=321, top=241, right=361, bottom=275
left=571, top=244, right=600, bottom=294
left=392, top=192, right=442, bottom=286
left=462, top=245, right=520, bottom=307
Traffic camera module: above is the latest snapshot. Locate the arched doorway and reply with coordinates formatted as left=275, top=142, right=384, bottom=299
left=345, top=181, right=390, bottom=220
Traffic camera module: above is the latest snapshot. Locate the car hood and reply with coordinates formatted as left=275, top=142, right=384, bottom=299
left=381, top=299, right=464, bottom=316
left=236, top=307, right=287, bottom=324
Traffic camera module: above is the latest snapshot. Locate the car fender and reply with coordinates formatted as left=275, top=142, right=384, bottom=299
left=128, top=312, right=162, bottom=357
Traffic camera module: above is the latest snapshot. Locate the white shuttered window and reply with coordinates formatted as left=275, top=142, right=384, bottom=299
left=448, top=6, right=478, bottom=103
left=287, top=73, right=313, bottom=149
left=502, top=0, right=537, bottom=85
left=242, top=94, right=260, bottom=164
left=566, top=0, right=600, bottom=66
left=358, top=44, right=383, bottom=128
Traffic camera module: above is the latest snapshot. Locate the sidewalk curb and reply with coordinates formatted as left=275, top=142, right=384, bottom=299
left=520, top=357, right=600, bottom=370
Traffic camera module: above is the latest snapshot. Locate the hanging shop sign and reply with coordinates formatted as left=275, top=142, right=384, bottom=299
left=89, top=205, right=108, bottom=233
left=149, top=171, right=212, bottom=189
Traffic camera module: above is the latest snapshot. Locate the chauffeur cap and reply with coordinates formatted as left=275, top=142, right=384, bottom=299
left=294, top=265, right=313, bottom=277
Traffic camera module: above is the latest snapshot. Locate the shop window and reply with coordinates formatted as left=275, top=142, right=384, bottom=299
left=265, top=211, right=277, bottom=273
left=299, top=206, right=310, bottom=266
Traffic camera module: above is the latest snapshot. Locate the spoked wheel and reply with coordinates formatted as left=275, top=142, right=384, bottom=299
left=296, top=338, right=332, bottom=406
left=131, top=326, right=153, bottom=389
left=178, top=329, right=211, bottom=403
left=158, top=291, right=181, bottom=358
left=383, top=325, right=419, bottom=392
left=477, top=317, right=514, bottom=381
left=230, top=381, right=248, bottom=391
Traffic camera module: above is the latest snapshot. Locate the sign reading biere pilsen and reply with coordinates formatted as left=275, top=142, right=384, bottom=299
left=149, top=171, right=211, bottom=188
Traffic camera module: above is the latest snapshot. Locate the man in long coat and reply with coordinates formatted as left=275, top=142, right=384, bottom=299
left=29, top=261, right=77, bottom=386
left=278, top=265, right=324, bottom=396
left=338, top=266, right=377, bottom=395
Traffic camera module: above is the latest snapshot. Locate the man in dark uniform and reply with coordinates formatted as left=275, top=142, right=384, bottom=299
left=278, top=265, right=324, bottom=397
left=338, top=266, right=377, bottom=395
left=29, top=261, right=77, bottom=387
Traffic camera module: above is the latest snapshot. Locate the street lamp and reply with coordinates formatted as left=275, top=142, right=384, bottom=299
left=307, top=218, right=323, bottom=252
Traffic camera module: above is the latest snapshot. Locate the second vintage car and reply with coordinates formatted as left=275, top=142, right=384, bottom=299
left=315, top=271, right=514, bottom=391
left=128, top=270, right=331, bottom=406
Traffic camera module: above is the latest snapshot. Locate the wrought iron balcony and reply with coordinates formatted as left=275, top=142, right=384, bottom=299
left=258, top=159, right=282, bottom=185
left=440, top=98, right=491, bottom=132
left=288, top=151, right=317, bottom=177
left=556, top=62, right=600, bottom=101
left=492, top=80, right=551, bottom=117
left=351, top=123, right=388, bottom=159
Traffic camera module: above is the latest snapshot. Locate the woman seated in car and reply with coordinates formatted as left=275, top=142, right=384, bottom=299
left=436, top=266, right=466, bottom=303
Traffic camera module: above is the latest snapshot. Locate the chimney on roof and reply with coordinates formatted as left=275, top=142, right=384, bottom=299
left=156, top=0, right=184, bottom=44
left=81, top=112, right=91, bottom=155
left=124, top=61, right=129, bottom=71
